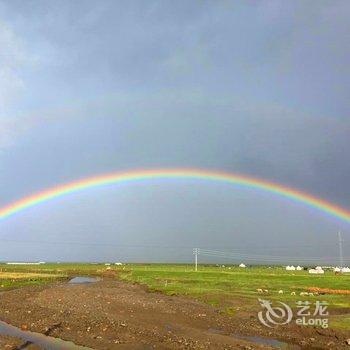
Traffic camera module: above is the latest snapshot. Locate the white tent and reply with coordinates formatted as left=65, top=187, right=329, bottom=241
left=296, top=266, right=303, bottom=270
left=239, top=263, right=246, bottom=268
left=341, top=267, right=350, bottom=273
left=334, top=267, right=341, bottom=272
left=286, top=265, right=296, bottom=271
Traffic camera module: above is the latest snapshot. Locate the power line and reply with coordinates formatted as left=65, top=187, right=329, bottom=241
left=197, top=248, right=349, bottom=263
left=0, top=238, right=347, bottom=249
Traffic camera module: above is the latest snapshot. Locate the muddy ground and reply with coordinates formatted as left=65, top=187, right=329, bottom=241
left=0, top=335, right=40, bottom=350
left=0, top=279, right=349, bottom=349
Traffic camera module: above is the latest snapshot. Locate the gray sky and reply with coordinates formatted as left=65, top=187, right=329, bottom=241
left=0, top=1, right=349, bottom=263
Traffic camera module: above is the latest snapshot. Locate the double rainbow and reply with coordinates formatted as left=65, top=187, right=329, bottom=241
left=0, top=168, right=349, bottom=223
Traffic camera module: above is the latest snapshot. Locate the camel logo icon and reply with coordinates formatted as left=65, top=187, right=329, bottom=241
left=258, top=299, right=293, bottom=328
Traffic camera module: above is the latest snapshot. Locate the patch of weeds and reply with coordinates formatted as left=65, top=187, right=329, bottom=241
left=225, top=307, right=236, bottom=316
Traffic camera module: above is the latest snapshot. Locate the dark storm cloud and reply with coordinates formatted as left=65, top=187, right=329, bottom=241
left=0, top=0, right=349, bottom=261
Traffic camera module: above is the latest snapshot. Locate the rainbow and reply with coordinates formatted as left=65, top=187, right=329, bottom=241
left=0, top=168, right=349, bottom=223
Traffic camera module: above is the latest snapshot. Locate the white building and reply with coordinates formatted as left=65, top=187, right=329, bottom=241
left=6, top=262, right=45, bottom=265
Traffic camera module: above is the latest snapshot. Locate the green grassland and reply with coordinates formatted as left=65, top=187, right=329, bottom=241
left=0, top=262, right=102, bottom=289
left=0, top=263, right=349, bottom=329
left=118, top=264, right=350, bottom=330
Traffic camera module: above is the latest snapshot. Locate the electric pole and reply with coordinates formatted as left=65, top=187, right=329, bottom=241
left=193, top=248, right=199, bottom=271
left=338, top=231, right=344, bottom=268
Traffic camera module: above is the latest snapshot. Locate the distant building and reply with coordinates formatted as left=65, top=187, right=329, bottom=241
left=6, top=262, right=45, bottom=265
left=239, top=263, right=246, bottom=268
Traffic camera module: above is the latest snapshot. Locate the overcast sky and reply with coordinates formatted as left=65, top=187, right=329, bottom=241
left=0, top=1, right=349, bottom=263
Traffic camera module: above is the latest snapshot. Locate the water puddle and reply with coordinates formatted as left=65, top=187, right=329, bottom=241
left=209, top=329, right=319, bottom=349
left=207, top=327, right=226, bottom=335
left=68, top=276, right=99, bottom=284
left=0, top=320, right=92, bottom=349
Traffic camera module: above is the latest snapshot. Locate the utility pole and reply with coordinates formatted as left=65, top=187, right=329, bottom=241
left=193, top=248, right=199, bottom=271
left=338, top=231, right=344, bottom=268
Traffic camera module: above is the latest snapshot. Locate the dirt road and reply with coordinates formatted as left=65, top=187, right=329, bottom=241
left=0, top=279, right=348, bottom=349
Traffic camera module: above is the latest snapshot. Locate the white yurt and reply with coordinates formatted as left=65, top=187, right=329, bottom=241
left=296, top=266, right=303, bottom=271
left=334, top=267, right=341, bottom=272
left=341, top=267, right=350, bottom=273
left=239, top=263, right=246, bottom=268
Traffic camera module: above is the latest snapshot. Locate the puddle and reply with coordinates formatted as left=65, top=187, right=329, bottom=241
left=209, top=329, right=319, bottom=350
left=233, top=334, right=302, bottom=349
left=0, top=320, right=92, bottom=349
left=68, top=276, right=99, bottom=284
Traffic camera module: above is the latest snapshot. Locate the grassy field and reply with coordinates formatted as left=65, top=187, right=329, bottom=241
left=118, top=264, right=350, bottom=330
left=0, top=263, right=349, bottom=329
left=0, top=263, right=101, bottom=289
